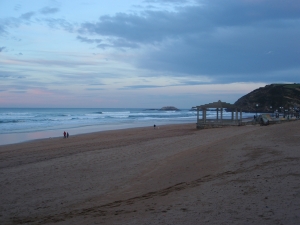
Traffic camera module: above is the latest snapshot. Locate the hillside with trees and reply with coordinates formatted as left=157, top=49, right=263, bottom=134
left=234, top=83, right=300, bottom=113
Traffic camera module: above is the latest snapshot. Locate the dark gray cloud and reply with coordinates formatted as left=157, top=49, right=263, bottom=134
left=179, top=80, right=210, bottom=86
left=40, top=7, right=59, bottom=14
left=51, top=72, right=110, bottom=84
left=89, top=82, right=105, bottom=86
left=0, top=17, right=22, bottom=35
left=0, top=25, right=5, bottom=35
left=143, top=0, right=190, bottom=3
left=86, top=88, right=105, bottom=91
left=123, top=81, right=207, bottom=90
left=0, top=71, right=26, bottom=79
left=11, top=90, right=27, bottom=93
left=9, top=58, right=97, bottom=68
left=80, top=10, right=189, bottom=43
left=79, top=0, right=300, bottom=83
left=20, top=12, right=35, bottom=20
left=0, top=9, right=74, bottom=39
left=0, top=14, right=28, bottom=37
left=44, top=18, right=74, bottom=32
left=122, top=84, right=163, bottom=90
left=0, top=74, right=10, bottom=79
left=14, top=4, right=22, bottom=11
left=80, top=0, right=300, bottom=43
left=138, top=25, right=300, bottom=78
left=0, top=83, right=48, bottom=93
left=77, top=35, right=102, bottom=44
left=97, top=38, right=140, bottom=49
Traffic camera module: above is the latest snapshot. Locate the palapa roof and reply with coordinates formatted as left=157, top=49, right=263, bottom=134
left=196, top=100, right=237, bottom=109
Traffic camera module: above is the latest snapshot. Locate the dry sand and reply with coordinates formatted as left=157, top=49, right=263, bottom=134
left=0, top=121, right=300, bottom=225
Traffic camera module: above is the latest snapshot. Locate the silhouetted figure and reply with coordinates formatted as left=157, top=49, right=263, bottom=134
left=154, top=124, right=156, bottom=129
left=63, top=131, right=66, bottom=138
left=67, top=132, right=69, bottom=138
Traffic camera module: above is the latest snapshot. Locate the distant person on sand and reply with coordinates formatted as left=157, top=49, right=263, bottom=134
left=154, top=124, right=156, bottom=129
left=64, top=131, right=66, bottom=138
left=67, top=132, right=69, bottom=138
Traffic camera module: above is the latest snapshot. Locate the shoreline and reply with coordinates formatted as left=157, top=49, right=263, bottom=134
left=0, top=107, right=258, bottom=146
left=0, top=114, right=258, bottom=147
left=4, top=122, right=189, bottom=147
left=0, top=120, right=194, bottom=146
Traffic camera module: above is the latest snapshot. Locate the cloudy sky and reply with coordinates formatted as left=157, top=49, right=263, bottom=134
left=1, top=0, right=299, bottom=108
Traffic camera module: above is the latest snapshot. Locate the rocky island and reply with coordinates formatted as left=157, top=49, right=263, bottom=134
left=159, top=106, right=180, bottom=111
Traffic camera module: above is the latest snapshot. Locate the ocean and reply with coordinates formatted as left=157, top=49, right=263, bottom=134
left=0, top=108, right=255, bottom=145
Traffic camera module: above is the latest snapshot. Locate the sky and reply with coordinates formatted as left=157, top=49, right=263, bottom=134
left=0, top=0, right=299, bottom=108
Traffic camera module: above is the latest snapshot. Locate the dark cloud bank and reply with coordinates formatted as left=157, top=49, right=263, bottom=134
left=40, top=7, right=59, bottom=15
left=79, top=0, right=300, bottom=83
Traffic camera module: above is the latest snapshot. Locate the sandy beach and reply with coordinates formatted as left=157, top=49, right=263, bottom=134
left=1, top=121, right=300, bottom=224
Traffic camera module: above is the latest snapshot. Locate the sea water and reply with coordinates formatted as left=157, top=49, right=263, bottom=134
left=0, top=108, right=255, bottom=145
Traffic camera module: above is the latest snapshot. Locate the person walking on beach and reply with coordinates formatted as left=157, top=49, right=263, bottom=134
left=67, top=132, right=69, bottom=138
left=64, top=131, right=66, bottom=138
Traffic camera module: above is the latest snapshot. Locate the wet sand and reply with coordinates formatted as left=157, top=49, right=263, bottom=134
left=1, top=121, right=300, bottom=224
